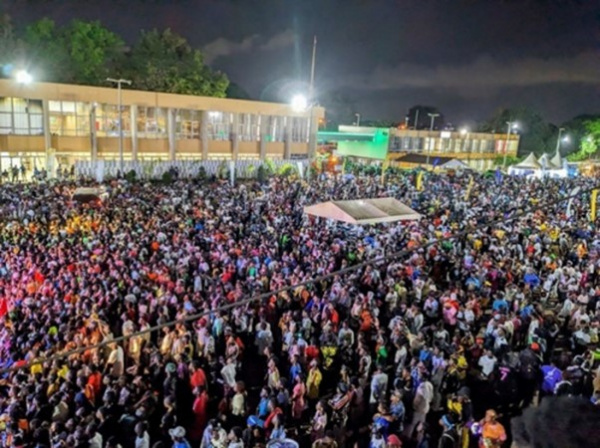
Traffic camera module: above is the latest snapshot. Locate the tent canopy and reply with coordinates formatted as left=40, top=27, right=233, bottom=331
left=513, top=152, right=541, bottom=169
left=304, top=197, right=421, bottom=225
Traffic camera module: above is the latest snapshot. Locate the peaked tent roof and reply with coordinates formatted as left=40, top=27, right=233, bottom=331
left=304, top=197, right=421, bottom=225
left=550, top=150, right=563, bottom=169
left=514, top=152, right=541, bottom=169
left=439, top=159, right=471, bottom=169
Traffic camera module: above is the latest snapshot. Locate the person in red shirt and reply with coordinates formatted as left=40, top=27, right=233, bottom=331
left=189, top=360, right=207, bottom=390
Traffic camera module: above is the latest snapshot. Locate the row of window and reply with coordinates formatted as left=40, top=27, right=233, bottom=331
left=0, top=98, right=310, bottom=143
left=390, top=136, right=496, bottom=153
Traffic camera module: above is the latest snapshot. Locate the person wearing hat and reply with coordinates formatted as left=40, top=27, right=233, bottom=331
left=168, top=426, right=190, bottom=448
left=438, top=414, right=458, bottom=448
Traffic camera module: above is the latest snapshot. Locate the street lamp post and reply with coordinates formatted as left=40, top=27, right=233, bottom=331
left=426, top=113, right=439, bottom=167
left=555, top=127, right=566, bottom=155
left=460, top=128, right=470, bottom=165
left=106, top=78, right=132, bottom=175
left=503, top=121, right=518, bottom=168
left=355, top=113, right=361, bottom=127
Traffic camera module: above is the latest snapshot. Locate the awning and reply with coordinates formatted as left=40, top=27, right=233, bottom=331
left=304, top=197, right=421, bottom=225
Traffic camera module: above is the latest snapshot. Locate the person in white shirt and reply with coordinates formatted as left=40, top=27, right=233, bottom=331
left=478, top=349, right=497, bottom=378
left=106, top=343, right=124, bottom=377
left=134, top=422, right=150, bottom=448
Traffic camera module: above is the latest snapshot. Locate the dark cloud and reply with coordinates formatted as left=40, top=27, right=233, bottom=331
left=2, top=0, right=598, bottom=123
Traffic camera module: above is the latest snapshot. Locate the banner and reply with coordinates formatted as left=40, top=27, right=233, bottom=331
left=229, top=160, right=235, bottom=186
left=296, top=161, right=304, bottom=179
left=591, top=189, right=598, bottom=222
left=96, top=160, right=105, bottom=183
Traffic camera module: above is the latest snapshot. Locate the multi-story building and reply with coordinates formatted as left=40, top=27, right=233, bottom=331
left=388, top=128, right=520, bottom=170
left=0, top=79, right=323, bottom=172
left=318, top=126, right=520, bottom=171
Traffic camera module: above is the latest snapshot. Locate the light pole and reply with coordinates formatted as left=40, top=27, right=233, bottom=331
left=106, top=78, right=132, bottom=175
left=460, top=127, right=469, bottom=165
left=426, top=113, right=439, bottom=167
left=503, top=121, right=518, bottom=168
left=15, top=70, right=33, bottom=180
left=555, top=127, right=567, bottom=155
left=355, top=113, right=361, bottom=127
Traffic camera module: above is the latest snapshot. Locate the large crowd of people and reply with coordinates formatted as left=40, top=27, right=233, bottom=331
left=0, top=170, right=599, bottom=448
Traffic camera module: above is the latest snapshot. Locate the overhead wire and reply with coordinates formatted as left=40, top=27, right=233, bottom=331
left=0, top=180, right=595, bottom=374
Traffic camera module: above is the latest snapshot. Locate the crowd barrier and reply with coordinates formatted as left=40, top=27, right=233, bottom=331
left=74, top=159, right=308, bottom=181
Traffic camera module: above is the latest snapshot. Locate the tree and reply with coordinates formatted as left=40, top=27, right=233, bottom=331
left=23, top=18, right=124, bottom=84
left=407, top=106, right=445, bottom=130
left=226, top=82, right=252, bottom=100
left=0, top=15, right=23, bottom=74
left=566, top=118, right=600, bottom=161
left=561, top=115, right=600, bottom=155
left=319, top=90, right=356, bottom=130
left=64, top=20, right=125, bottom=84
left=125, top=28, right=228, bottom=97
left=479, top=107, right=554, bottom=156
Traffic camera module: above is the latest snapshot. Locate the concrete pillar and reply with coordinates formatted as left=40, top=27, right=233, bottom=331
left=308, top=110, right=318, bottom=160
left=130, top=105, right=138, bottom=161
left=42, top=99, right=55, bottom=177
left=259, top=115, right=268, bottom=160
left=200, top=111, right=209, bottom=160
left=167, top=108, right=176, bottom=161
left=284, top=117, right=292, bottom=160
left=90, top=104, right=98, bottom=162
left=231, top=113, right=240, bottom=160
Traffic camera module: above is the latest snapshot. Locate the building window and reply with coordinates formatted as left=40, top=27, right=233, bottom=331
left=0, top=97, right=44, bottom=135
left=176, top=109, right=200, bottom=139
left=207, top=111, right=232, bottom=141
left=291, top=117, right=309, bottom=143
left=136, top=106, right=165, bottom=139
left=267, top=116, right=285, bottom=142
left=238, top=113, right=260, bottom=142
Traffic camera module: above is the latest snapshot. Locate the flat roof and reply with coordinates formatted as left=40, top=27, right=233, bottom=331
left=0, top=79, right=325, bottom=118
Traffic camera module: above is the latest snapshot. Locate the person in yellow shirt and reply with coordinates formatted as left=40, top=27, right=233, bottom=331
left=306, top=360, right=323, bottom=402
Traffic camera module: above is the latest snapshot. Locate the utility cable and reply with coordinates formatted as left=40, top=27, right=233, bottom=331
left=0, top=182, right=595, bottom=374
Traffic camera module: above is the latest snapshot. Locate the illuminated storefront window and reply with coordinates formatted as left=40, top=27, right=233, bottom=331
left=176, top=109, right=200, bottom=139
left=207, top=111, right=232, bottom=141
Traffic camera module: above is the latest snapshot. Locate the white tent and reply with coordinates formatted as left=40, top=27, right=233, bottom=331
left=514, top=152, right=541, bottom=169
left=440, top=159, right=471, bottom=170
left=304, top=197, right=421, bottom=225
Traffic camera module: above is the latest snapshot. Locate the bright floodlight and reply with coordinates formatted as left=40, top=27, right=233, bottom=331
left=291, top=94, right=308, bottom=112
left=511, top=122, right=519, bottom=130
left=15, top=70, right=32, bottom=84
left=562, top=136, right=570, bottom=143
left=460, top=128, right=468, bottom=135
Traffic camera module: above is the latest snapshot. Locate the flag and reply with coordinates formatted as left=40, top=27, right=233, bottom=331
left=416, top=171, right=424, bottom=191
left=591, top=189, right=598, bottom=222
left=381, top=158, right=390, bottom=185
left=464, top=176, right=474, bottom=200
left=566, top=186, right=580, bottom=218
left=495, top=168, right=503, bottom=185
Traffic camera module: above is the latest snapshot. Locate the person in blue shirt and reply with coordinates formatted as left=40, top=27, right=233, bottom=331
left=540, top=359, right=562, bottom=399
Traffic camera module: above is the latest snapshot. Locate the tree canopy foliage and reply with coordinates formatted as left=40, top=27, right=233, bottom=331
left=479, top=107, right=556, bottom=156
left=1, top=17, right=229, bottom=98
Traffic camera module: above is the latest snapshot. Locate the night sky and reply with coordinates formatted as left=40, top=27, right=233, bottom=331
left=3, top=0, right=599, bottom=125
